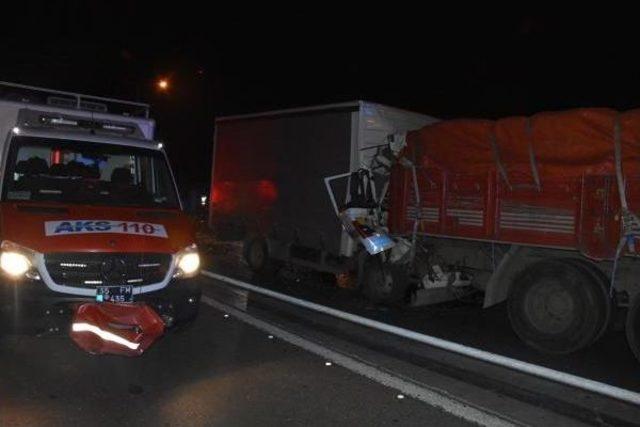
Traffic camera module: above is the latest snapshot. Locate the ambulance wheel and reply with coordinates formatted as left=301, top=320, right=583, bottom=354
left=243, top=237, right=270, bottom=272
left=508, top=259, right=608, bottom=354
left=171, top=308, right=199, bottom=333
left=361, top=256, right=410, bottom=305
left=626, top=293, right=640, bottom=363
left=177, top=301, right=200, bottom=324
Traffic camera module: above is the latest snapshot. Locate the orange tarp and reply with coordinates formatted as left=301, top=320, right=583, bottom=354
left=406, top=108, right=640, bottom=178
left=408, top=119, right=495, bottom=175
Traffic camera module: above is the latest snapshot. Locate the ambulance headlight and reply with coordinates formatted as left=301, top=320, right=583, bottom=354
left=179, top=253, right=200, bottom=275
left=0, top=241, right=36, bottom=278
left=174, top=244, right=200, bottom=278
left=1, top=252, right=31, bottom=277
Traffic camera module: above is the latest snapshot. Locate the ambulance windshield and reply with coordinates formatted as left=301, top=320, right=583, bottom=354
left=2, top=136, right=180, bottom=209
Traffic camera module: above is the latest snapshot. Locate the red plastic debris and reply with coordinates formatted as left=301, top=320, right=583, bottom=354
left=70, top=302, right=165, bottom=356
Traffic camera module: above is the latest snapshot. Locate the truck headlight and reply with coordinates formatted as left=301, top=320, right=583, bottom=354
left=0, top=241, right=36, bottom=278
left=174, top=244, right=200, bottom=278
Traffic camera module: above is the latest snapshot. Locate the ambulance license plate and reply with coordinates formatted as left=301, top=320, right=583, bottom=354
left=96, top=285, right=134, bottom=303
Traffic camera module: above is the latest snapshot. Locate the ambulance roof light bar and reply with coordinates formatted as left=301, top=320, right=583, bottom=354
left=38, top=114, right=137, bottom=135
left=0, top=81, right=150, bottom=118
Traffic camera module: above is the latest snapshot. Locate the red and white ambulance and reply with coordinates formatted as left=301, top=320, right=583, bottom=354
left=0, top=82, right=200, bottom=335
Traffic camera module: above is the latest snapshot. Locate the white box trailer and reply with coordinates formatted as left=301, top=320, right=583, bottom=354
left=210, top=101, right=437, bottom=273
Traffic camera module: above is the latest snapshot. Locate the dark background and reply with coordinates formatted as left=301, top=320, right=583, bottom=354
left=2, top=4, right=640, bottom=194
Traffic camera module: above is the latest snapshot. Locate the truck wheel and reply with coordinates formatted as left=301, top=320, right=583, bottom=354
left=507, top=259, right=608, bottom=354
left=243, top=237, right=270, bottom=272
left=361, top=256, right=410, bottom=305
left=561, top=258, right=612, bottom=345
left=626, top=293, right=640, bottom=363
left=243, top=237, right=281, bottom=279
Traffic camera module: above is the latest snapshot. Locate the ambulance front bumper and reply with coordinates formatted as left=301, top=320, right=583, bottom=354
left=0, top=276, right=201, bottom=333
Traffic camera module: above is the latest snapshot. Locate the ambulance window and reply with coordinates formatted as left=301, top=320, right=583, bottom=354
left=2, top=136, right=179, bottom=209
left=137, top=156, right=176, bottom=204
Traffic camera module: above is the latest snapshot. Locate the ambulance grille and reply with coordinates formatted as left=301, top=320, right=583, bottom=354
left=43, top=253, right=172, bottom=288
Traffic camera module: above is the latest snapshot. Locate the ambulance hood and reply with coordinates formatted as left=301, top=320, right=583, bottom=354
left=0, top=203, right=194, bottom=254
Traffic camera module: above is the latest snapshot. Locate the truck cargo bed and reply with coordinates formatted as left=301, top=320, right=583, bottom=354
left=389, top=108, right=640, bottom=260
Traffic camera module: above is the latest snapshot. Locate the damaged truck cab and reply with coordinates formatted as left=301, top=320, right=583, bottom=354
left=0, top=82, right=200, bottom=334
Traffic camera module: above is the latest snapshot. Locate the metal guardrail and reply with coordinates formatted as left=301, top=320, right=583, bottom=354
left=202, top=270, right=640, bottom=407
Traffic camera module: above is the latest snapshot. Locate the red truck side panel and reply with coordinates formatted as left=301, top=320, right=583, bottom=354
left=389, top=108, right=640, bottom=260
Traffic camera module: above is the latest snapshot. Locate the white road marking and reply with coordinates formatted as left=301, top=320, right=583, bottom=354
left=201, top=295, right=517, bottom=427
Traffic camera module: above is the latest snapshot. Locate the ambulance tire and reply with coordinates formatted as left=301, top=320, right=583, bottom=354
left=177, top=301, right=200, bottom=323
left=171, top=309, right=199, bottom=333
left=508, top=259, right=608, bottom=355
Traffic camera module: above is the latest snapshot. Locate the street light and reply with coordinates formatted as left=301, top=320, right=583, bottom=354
left=157, top=78, right=169, bottom=91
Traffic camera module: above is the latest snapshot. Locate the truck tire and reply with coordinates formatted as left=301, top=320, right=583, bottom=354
left=626, top=293, right=640, bottom=363
left=243, top=237, right=270, bottom=272
left=361, top=256, right=410, bottom=305
left=561, top=258, right=613, bottom=345
left=243, top=237, right=281, bottom=279
left=507, top=259, right=608, bottom=354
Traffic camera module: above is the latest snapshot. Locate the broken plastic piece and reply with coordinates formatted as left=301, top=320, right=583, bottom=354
left=70, top=302, right=165, bottom=356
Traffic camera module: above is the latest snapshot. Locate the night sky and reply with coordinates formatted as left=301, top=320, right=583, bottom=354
left=2, top=5, right=640, bottom=193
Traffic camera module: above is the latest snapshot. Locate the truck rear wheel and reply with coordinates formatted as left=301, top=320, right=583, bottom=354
left=626, top=293, right=640, bottom=363
left=361, top=256, right=410, bottom=305
left=561, top=258, right=612, bottom=344
left=507, top=259, right=608, bottom=354
left=243, top=237, right=270, bottom=272
left=243, top=236, right=281, bottom=279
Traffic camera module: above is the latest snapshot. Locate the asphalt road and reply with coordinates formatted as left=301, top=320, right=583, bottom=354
left=2, top=250, right=640, bottom=427
left=0, top=281, right=473, bottom=427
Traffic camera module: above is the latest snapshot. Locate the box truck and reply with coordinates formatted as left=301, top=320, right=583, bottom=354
left=209, top=101, right=436, bottom=273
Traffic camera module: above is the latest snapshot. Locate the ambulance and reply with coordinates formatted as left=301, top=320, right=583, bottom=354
left=0, top=82, right=201, bottom=334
